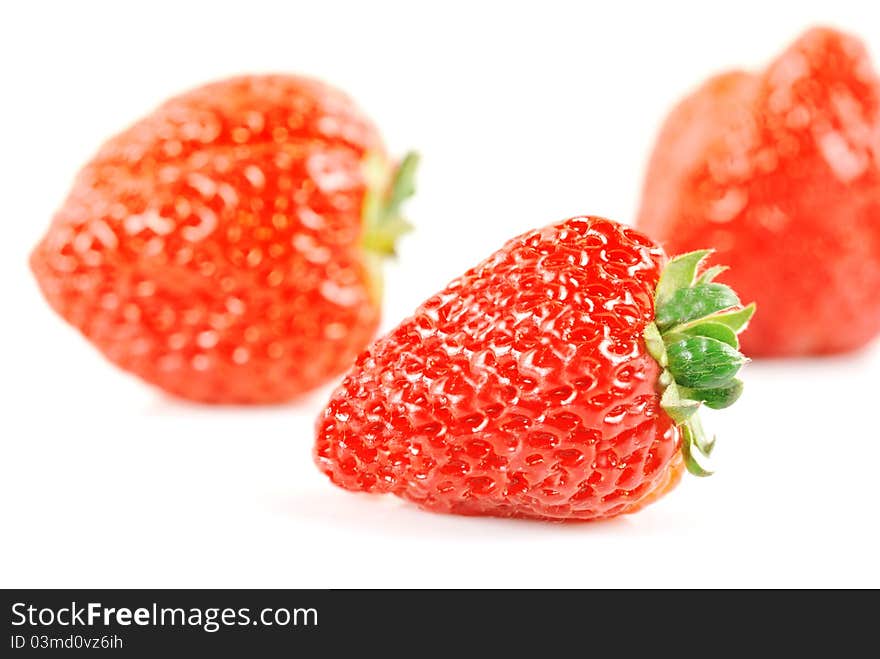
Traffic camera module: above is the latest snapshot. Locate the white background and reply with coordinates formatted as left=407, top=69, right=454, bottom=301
left=2, top=0, right=878, bottom=588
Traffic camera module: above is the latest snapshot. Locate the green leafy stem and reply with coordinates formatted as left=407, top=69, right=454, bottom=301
left=362, top=151, right=419, bottom=257
left=644, top=250, right=756, bottom=477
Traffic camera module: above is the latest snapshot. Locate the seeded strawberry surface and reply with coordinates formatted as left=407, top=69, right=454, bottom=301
left=637, top=27, right=880, bottom=356
left=315, top=217, right=684, bottom=521
left=31, top=75, right=396, bottom=403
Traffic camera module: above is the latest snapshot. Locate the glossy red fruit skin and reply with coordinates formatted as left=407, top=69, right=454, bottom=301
left=315, top=217, right=683, bottom=522
left=31, top=75, right=384, bottom=403
left=637, top=27, right=880, bottom=356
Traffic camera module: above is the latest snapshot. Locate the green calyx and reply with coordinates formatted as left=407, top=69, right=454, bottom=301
left=645, top=250, right=756, bottom=477
left=360, top=151, right=419, bottom=304
left=361, top=151, right=419, bottom=257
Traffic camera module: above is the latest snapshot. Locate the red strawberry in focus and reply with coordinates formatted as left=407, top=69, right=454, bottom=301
left=637, top=27, right=880, bottom=356
left=315, top=216, right=754, bottom=521
left=30, top=75, right=417, bottom=403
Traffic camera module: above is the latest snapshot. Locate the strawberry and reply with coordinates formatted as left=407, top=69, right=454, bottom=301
left=637, top=27, right=880, bottom=356
left=314, top=216, right=754, bottom=521
left=30, top=75, right=417, bottom=403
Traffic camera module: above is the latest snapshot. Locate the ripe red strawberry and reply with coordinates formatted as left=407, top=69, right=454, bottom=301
left=30, top=75, right=416, bottom=403
left=314, top=216, right=754, bottom=521
left=637, top=27, right=880, bottom=356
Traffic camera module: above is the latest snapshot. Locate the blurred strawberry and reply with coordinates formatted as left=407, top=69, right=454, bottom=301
left=31, top=75, right=417, bottom=403
left=637, top=27, right=880, bottom=356
left=315, top=216, right=753, bottom=521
